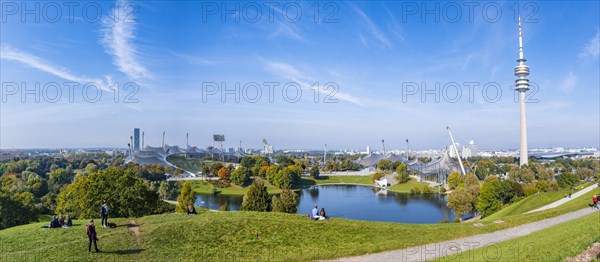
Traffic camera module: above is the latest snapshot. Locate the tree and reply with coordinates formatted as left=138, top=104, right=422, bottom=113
left=84, top=163, right=98, bottom=174
left=55, top=167, right=170, bottom=219
left=230, top=167, right=250, bottom=186
left=447, top=187, right=472, bottom=221
left=395, top=164, right=409, bottom=183
left=377, top=159, right=393, bottom=171
left=48, top=168, right=73, bottom=194
left=176, top=181, right=196, bottom=213
left=272, top=188, right=299, bottom=213
left=0, top=190, right=37, bottom=229
left=477, top=176, right=503, bottom=217
left=556, top=173, right=579, bottom=188
left=241, top=181, right=270, bottom=212
left=158, top=181, right=170, bottom=200
left=310, top=164, right=320, bottom=179
left=217, top=166, right=230, bottom=182
left=447, top=172, right=463, bottom=189
left=577, top=168, right=593, bottom=180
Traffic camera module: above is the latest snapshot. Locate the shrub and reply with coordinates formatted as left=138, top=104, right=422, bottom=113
left=548, top=180, right=559, bottom=191
left=272, top=188, right=299, bottom=213
left=535, top=181, right=549, bottom=192
left=523, top=184, right=538, bottom=196
left=410, top=187, right=421, bottom=194
left=372, top=172, right=386, bottom=182
left=241, top=181, right=271, bottom=212
left=422, top=185, right=433, bottom=194
left=556, top=173, right=579, bottom=188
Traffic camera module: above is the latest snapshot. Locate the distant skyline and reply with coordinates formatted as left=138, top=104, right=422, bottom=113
left=1, top=1, right=599, bottom=150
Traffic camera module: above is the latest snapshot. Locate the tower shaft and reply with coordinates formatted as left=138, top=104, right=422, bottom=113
left=519, top=91, right=528, bottom=166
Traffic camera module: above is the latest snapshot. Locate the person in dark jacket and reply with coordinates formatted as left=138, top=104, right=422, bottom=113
left=187, top=204, right=197, bottom=215
left=86, top=219, right=100, bottom=252
left=50, top=216, right=60, bottom=228
left=100, top=200, right=109, bottom=228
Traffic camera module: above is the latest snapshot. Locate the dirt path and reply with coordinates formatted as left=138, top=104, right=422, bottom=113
left=127, top=219, right=141, bottom=246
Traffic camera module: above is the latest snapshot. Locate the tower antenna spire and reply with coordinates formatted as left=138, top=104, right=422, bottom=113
left=515, top=15, right=530, bottom=166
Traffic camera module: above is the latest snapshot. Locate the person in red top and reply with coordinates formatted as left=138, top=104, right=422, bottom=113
left=593, top=195, right=598, bottom=209
left=86, top=219, right=101, bottom=252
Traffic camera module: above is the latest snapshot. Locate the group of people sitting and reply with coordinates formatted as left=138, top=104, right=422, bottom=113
left=49, top=214, right=72, bottom=228
left=310, top=205, right=328, bottom=220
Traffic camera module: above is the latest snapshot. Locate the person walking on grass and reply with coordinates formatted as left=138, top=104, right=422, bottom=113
left=100, top=200, right=109, bottom=228
left=86, top=219, right=101, bottom=253
left=593, top=195, right=598, bottom=209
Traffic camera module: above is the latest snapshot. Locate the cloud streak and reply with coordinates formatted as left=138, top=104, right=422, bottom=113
left=265, top=61, right=368, bottom=106
left=101, top=0, right=151, bottom=80
left=578, top=31, right=600, bottom=60
left=354, top=7, right=392, bottom=48
left=1, top=46, right=113, bottom=91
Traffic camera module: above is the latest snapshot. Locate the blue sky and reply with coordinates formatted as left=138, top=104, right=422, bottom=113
left=1, top=0, right=599, bottom=150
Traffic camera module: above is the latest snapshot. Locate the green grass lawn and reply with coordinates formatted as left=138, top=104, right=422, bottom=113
left=388, top=178, right=431, bottom=193
left=166, top=156, right=213, bottom=173
left=190, top=180, right=282, bottom=196
left=440, top=212, right=600, bottom=262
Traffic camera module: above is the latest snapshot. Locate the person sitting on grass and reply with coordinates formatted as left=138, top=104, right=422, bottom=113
left=311, top=205, right=319, bottom=220
left=66, top=214, right=73, bottom=227
left=50, top=216, right=60, bottom=228
left=319, top=208, right=328, bottom=220
left=187, top=204, right=197, bottom=215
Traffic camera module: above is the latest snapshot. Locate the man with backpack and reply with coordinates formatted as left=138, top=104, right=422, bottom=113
left=100, top=201, right=109, bottom=228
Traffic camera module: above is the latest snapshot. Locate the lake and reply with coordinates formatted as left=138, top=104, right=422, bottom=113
left=195, top=185, right=455, bottom=224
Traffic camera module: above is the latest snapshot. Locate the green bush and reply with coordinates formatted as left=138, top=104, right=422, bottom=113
left=410, top=187, right=421, bottom=194
left=421, top=185, right=433, bottom=194
left=556, top=173, right=579, bottom=188
left=241, top=181, right=271, bottom=212
left=372, top=172, right=386, bottom=182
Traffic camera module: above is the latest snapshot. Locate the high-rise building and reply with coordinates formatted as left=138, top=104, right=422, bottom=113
left=366, top=146, right=370, bottom=154
left=133, top=128, right=140, bottom=151
left=515, top=16, right=530, bottom=166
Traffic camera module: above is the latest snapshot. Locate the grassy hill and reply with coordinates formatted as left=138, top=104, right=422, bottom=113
left=2, top=185, right=599, bottom=262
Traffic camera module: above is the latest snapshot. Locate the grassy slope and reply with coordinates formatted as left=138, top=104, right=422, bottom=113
left=166, top=156, right=207, bottom=173
left=440, top=212, right=600, bottom=262
left=3, top=187, right=599, bottom=261
left=485, top=181, right=597, bottom=221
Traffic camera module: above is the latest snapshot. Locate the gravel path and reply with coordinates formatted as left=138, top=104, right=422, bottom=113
left=328, top=208, right=599, bottom=262
left=526, top=183, right=598, bottom=213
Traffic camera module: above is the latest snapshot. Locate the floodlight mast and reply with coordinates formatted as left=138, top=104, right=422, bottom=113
left=447, top=126, right=467, bottom=176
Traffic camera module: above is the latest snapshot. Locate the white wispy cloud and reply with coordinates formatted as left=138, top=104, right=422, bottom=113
left=559, top=71, right=578, bottom=93
left=354, top=7, right=392, bottom=48
left=0, top=46, right=113, bottom=91
left=265, top=61, right=368, bottom=106
left=578, top=31, right=600, bottom=60
left=101, top=0, right=151, bottom=80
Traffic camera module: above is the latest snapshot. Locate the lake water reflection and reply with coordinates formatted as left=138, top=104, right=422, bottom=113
left=195, top=185, right=455, bottom=224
